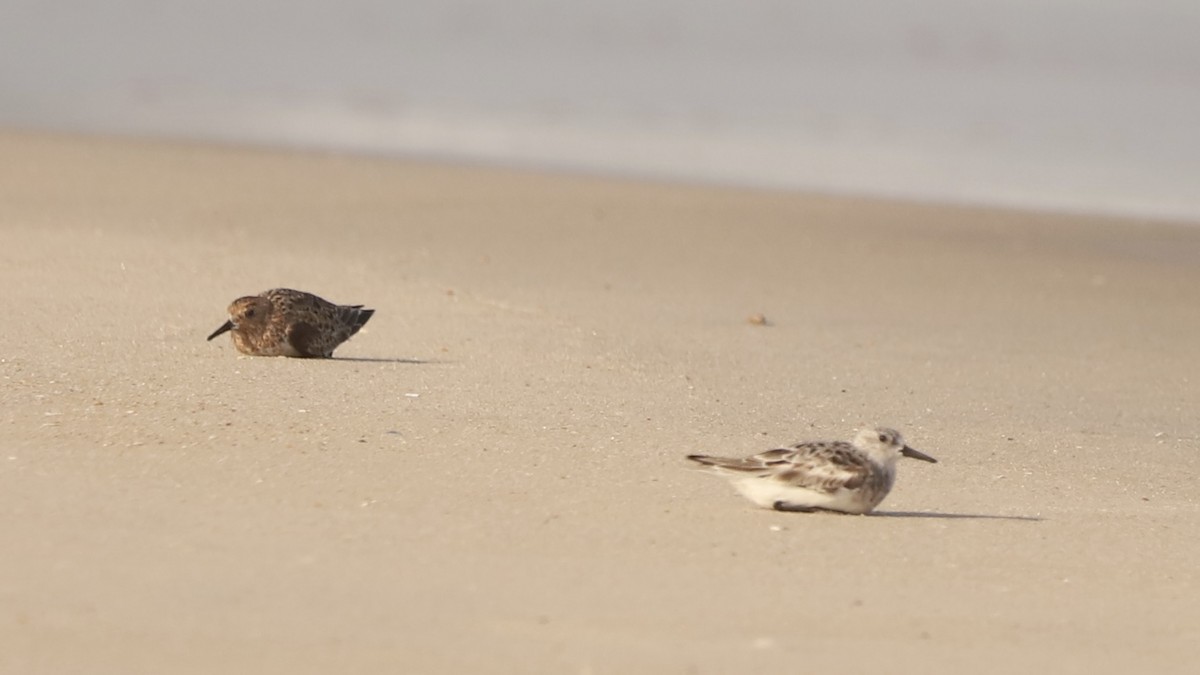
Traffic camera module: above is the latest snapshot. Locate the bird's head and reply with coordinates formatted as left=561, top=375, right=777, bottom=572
left=207, top=295, right=272, bottom=341
left=853, top=426, right=937, bottom=464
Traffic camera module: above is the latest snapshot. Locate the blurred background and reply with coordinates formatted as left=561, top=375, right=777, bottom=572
left=3, top=0, right=1197, bottom=221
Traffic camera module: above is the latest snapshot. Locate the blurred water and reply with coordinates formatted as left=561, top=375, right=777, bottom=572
left=2, top=1, right=1198, bottom=220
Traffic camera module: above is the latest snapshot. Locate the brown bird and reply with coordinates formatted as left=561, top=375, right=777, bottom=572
left=207, top=288, right=374, bottom=358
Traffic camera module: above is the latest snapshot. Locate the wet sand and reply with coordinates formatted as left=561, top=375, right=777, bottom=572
left=2, top=132, right=1198, bottom=674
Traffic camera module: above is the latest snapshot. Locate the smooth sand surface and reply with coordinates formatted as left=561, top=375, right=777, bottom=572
left=3, top=133, right=1198, bottom=674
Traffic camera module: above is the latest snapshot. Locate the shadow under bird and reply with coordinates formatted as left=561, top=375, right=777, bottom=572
left=687, top=426, right=937, bottom=514
left=207, top=288, right=374, bottom=358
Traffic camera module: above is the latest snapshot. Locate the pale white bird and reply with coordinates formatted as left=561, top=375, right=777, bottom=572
left=688, top=427, right=937, bottom=514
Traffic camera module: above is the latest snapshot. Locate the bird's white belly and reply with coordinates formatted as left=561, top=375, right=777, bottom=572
left=733, top=477, right=873, bottom=514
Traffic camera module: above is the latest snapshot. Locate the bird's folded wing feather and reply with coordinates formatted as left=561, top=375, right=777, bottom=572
left=694, top=447, right=794, bottom=472
left=766, top=443, right=871, bottom=493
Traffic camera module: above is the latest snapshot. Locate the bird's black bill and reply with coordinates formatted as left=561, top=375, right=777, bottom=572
left=901, top=446, right=938, bottom=463
left=206, top=320, right=234, bottom=341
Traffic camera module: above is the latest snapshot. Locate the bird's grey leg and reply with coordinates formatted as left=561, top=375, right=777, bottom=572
left=773, top=501, right=849, bottom=514
left=773, top=501, right=818, bottom=513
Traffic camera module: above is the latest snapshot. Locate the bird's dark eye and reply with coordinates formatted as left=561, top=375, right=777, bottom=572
left=878, top=433, right=888, bottom=442
left=245, top=309, right=255, bottom=318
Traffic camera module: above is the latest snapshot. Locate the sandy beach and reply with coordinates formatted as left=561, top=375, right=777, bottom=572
left=3, top=132, right=1199, bottom=674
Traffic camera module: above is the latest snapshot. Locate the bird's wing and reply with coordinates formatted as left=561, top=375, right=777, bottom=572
left=767, top=442, right=872, bottom=494
left=687, top=447, right=794, bottom=473
left=269, top=289, right=328, bottom=313
left=286, top=321, right=323, bottom=357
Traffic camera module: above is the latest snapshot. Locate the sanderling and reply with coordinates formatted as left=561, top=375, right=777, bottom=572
left=687, top=426, right=936, bottom=514
left=206, top=288, right=374, bottom=358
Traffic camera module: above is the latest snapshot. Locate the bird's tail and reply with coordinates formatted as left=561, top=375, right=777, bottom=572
left=686, top=454, right=766, bottom=473
left=340, top=306, right=375, bottom=336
